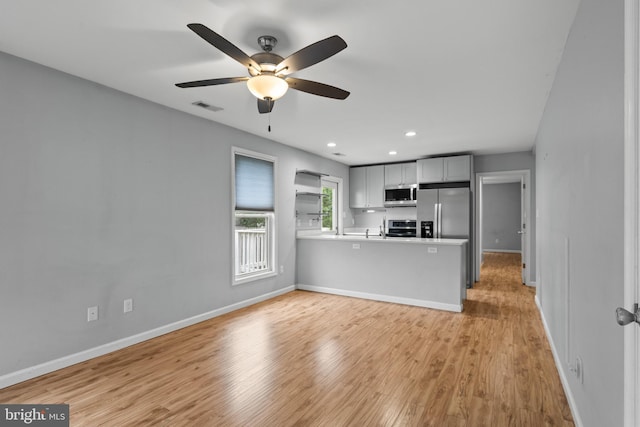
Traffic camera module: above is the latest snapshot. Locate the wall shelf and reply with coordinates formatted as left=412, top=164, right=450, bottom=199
left=296, top=191, right=326, bottom=198
left=295, top=170, right=327, bottom=229
left=296, top=169, right=328, bottom=178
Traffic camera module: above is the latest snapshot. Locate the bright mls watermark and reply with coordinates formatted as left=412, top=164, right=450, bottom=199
left=0, top=405, right=68, bottom=426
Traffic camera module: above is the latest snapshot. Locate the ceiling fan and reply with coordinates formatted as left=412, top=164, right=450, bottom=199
left=175, top=24, right=350, bottom=114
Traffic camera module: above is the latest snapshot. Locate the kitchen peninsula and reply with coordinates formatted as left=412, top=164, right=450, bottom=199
left=296, top=234, right=468, bottom=312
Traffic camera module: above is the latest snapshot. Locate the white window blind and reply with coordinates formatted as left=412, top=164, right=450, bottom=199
left=235, top=154, right=274, bottom=211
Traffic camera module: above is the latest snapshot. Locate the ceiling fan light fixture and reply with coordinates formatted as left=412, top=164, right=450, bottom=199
left=247, top=74, right=288, bottom=101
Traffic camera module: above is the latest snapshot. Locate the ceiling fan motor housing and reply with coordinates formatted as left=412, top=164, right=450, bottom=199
left=249, top=52, right=284, bottom=76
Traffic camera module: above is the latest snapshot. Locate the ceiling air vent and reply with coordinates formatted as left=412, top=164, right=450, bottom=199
left=332, top=152, right=346, bottom=157
left=191, top=101, right=223, bottom=112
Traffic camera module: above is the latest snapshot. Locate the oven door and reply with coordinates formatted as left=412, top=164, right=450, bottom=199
left=387, top=229, right=417, bottom=238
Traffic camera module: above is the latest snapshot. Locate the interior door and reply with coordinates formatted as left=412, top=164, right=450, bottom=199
left=623, top=2, right=640, bottom=424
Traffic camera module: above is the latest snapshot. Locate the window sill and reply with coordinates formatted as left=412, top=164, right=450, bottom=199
left=233, top=270, right=277, bottom=286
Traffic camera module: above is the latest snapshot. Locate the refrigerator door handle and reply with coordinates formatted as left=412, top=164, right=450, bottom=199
left=437, top=203, right=442, bottom=238
left=434, top=203, right=438, bottom=237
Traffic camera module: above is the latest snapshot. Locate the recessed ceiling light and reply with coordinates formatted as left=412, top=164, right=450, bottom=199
left=327, top=142, right=337, bottom=147
left=389, top=151, right=397, bottom=155
left=405, top=131, right=417, bottom=137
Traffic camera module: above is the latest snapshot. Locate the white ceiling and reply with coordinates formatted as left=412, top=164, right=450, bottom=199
left=0, top=0, right=579, bottom=165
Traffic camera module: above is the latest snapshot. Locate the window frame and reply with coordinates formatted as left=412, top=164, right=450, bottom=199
left=231, top=147, right=277, bottom=285
left=320, top=175, right=343, bottom=235
left=321, top=178, right=338, bottom=234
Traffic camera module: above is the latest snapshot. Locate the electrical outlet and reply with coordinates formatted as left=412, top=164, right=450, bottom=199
left=123, top=298, right=133, bottom=313
left=428, top=247, right=438, bottom=254
left=575, top=357, right=583, bottom=384
left=87, top=306, right=98, bottom=322
left=279, top=265, right=284, bottom=274
left=352, top=243, right=360, bottom=249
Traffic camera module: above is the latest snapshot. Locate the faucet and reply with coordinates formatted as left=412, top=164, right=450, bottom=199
left=365, top=228, right=369, bottom=239
left=380, top=216, right=387, bottom=239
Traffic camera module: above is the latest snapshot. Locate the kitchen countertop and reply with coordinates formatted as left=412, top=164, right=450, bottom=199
left=296, top=233, right=467, bottom=246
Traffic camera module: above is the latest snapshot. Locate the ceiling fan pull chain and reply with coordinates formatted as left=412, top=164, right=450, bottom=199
left=268, top=99, right=272, bottom=132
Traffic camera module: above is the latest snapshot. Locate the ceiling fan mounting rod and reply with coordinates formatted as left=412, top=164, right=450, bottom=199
left=258, top=35, right=277, bottom=52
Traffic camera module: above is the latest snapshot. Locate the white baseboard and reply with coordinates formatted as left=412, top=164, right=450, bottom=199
left=535, top=295, right=584, bottom=427
left=527, top=281, right=537, bottom=287
left=482, top=249, right=522, bottom=254
left=0, top=285, right=295, bottom=390
left=297, top=284, right=462, bottom=313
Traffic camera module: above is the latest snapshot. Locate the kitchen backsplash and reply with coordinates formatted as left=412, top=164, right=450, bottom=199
left=351, top=207, right=417, bottom=228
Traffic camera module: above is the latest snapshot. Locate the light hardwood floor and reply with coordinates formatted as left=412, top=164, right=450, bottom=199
left=0, top=252, right=573, bottom=426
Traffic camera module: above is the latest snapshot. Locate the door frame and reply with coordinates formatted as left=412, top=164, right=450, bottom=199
left=475, top=170, right=531, bottom=285
left=624, top=1, right=639, bottom=425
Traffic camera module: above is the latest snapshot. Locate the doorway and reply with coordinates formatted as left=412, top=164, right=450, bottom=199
left=475, top=170, right=531, bottom=285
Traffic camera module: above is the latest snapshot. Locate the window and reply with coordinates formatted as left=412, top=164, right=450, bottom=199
left=233, top=148, right=276, bottom=284
left=321, top=177, right=341, bottom=234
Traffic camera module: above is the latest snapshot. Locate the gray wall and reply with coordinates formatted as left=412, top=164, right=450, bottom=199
left=0, top=51, right=351, bottom=378
left=535, top=0, right=624, bottom=425
left=482, top=182, right=521, bottom=252
left=475, top=151, right=534, bottom=173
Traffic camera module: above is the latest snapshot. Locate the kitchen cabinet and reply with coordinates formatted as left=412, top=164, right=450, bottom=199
left=384, top=162, right=417, bottom=186
left=349, top=165, right=384, bottom=208
left=417, top=155, right=471, bottom=183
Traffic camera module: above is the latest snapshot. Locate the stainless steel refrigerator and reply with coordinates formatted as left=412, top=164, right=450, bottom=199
left=417, top=187, right=472, bottom=286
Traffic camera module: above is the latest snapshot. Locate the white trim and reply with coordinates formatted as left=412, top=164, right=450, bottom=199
left=297, top=284, right=463, bottom=313
left=0, top=286, right=295, bottom=389
left=482, top=249, right=522, bottom=254
left=535, top=296, right=584, bottom=427
left=624, top=1, right=640, bottom=425
left=475, top=170, right=532, bottom=285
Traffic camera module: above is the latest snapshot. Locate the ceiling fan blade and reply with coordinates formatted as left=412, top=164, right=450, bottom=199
left=175, top=76, right=249, bottom=88
left=257, top=98, right=275, bottom=114
left=276, top=35, right=347, bottom=75
left=187, top=23, right=260, bottom=71
left=285, top=77, right=350, bottom=100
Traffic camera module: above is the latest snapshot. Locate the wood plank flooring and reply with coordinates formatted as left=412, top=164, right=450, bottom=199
left=0, top=252, right=573, bottom=426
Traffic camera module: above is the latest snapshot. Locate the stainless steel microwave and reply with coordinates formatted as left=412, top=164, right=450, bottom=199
left=384, top=185, right=417, bottom=207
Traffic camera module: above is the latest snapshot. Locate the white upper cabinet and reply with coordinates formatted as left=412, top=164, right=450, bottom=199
left=350, top=167, right=367, bottom=208
left=444, top=155, right=471, bottom=182
left=384, top=162, right=417, bottom=186
left=350, top=165, right=384, bottom=208
left=417, top=155, right=471, bottom=183
left=417, top=158, right=444, bottom=183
